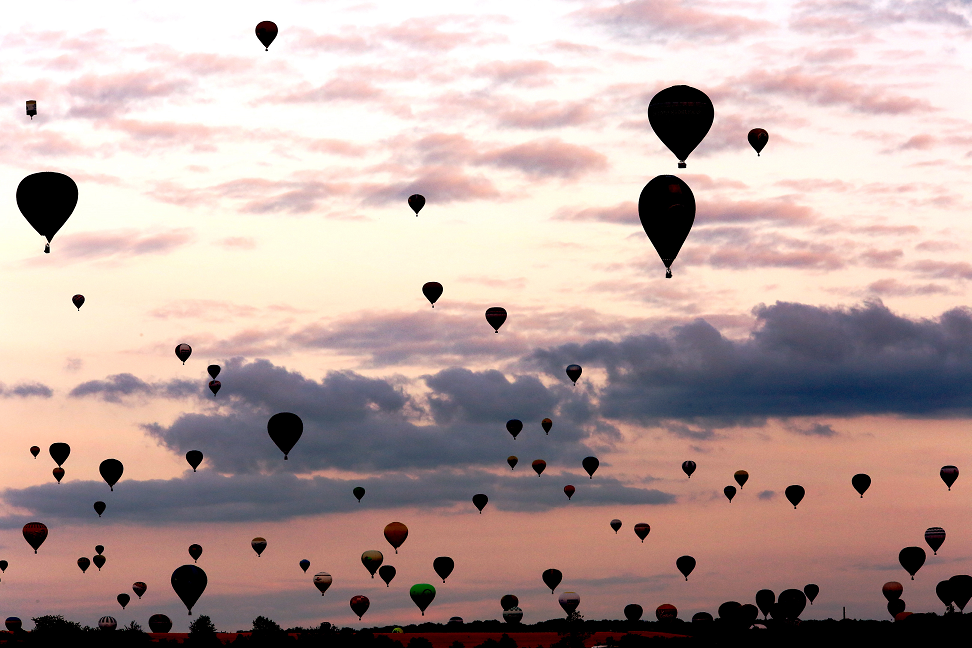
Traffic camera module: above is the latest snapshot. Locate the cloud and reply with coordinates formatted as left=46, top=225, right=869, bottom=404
left=69, top=374, right=198, bottom=403
left=478, top=138, right=608, bottom=179
left=554, top=202, right=637, bottom=225
left=0, top=383, right=53, bottom=398
left=757, top=489, right=776, bottom=500
left=575, top=0, right=772, bottom=42
left=790, top=0, right=971, bottom=35
left=473, top=60, right=558, bottom=87
left=47, top=229, right=194, bottom=261
left=785, top=422, right=839, bottom=437
left=66, top=70, right=192, bottom=119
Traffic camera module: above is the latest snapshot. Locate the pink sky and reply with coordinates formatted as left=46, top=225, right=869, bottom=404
left=2, top=0, right=972, bottom=632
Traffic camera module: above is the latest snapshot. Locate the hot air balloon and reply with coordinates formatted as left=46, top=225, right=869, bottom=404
left=207, top=365, right=220, bottom=380
left=433, top=557, right=454, bottom=583
left=936, top=580, right=953, bottom=610
left=410, top=584, right=436, bottom=615
left=647, top=85, right=713, bottom=168
left=638, top=175, right=696, bottom=278
left=507, top=456, right=518, bottom=470
left=209, top=381, right=220, bottom=396
left=78, top=557, right=90, bottom=573
left=532, top=460, right=546, bottom=476
left=299, top=559, right=310, bottom=573
left=676, top=556, right=695, bottom=581
left=30, top=446, right=39, bottom=458
left=26, top=100, right=36, bottom=119
left=171, top=565, right=207, bottom=615
left=852, top=473, right=870, bottom=497
left=186, top=451, right=203, bottom=472
left=941, top=465, right=959, bottom=490
left=542, top=568, right=562, bottom=593
left=485, top=307, right=507, bottom=332
left=748, top=129, right=768, bottom=155
left=96, top=545, right=104, bottom=555
left=268, top=412, right=302, bottom=459
left=882, top=582, right=903, bottom=602
left=49, top=443, right=70, bottom=467
left=99, top=459, right=123, bottom=491
left=17, top=172, right=78, bottom=253
left=804, top=584, right=819, bottom=604
left=899, top=547, right=926, bottom=580
left=682, top=461, right=696, bottom=478
left=925, top=527, right=946, bottom=555
left=950, top=575, right=972, bottom=611
left=350, top=596, right=370, bottom=620
left=384, top=522, right=408, bottom=553
left=0, top=561, right=7, bottom=573
left=472, top=494, right=488, bottom=513
left=541, top=418, right=552, bottom=434
left=656, top=604, right=677, bottom=621
left=566, top=365, right=582, bottom=385
left=506, top=419, right=523, bottom=440
left=724, top=486, right=736, bottom=502
left=255, top=21, right=278, bottom=50
left=94, top=555, right=106, bottom=570
left=503, top=608, right=523, bottom=624
left=624, top=604, right=643, bottom=622
left=353, top=487, right=366, bottom=502
left=189, top=544, right=202, bottom=562
left=149, top=615, right=172, bottom=633
left=501, top=595, right=519, bottom=611
left=634, top=523, right=650, bottom=542
left=558, top=592, right=580, bottom=616
left=53, top=467, right=64, bottom=483
left=174, top=344, right=192, bottom=364
left=379, top=565, right=396, bottom=587
left=72, top=294, right=84, bottom=310
left=251, top=537, right=267, bottom=557
left=887, top=599, right=905, bottom=617
left=718, top=601, right=740, bottom=622
left=755, top=590, right=775, bottom=619
left=422, top=282, right=443, bottom=307
left=734, top=470, right=749, bottom=489
left=313, top=572, right=332, bottom=595
left=99, top=617, right=117, bottom=631
left=582, top=456, right=599, bottom=478
left=408, top=194, right=425, bottom=216
left=361, top=549, right=385, bottom=578
left=564, top=485, right=575, bottom=500
left=777, top=589, right=807, bottom=620
left=610, top=520, right=622, bottom=533
left=784, top=485, right=805, bottom=508
left=22, top=523, right=47, bottom=553
left=117, top=593, right=130, bottom=609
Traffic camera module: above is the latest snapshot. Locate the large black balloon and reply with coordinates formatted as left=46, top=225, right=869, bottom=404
left=433, top=557, right=455, bottom=583
left=623, top=604, right=643, bottom=622
left=785, top=485, right=805, bottom=508
left=717, top=601, right=741, bottom=622
left=898, top=546, right=926, bottom=580
left=949, top=575, right=972, bottom=611
left=17, top=172, right=78, bottom=252
left=887, top=599, right=905, bottom=617
left=582, top=456, right=599, bottom=478
left=941, top=465, right=959, bottom=490
left=486, top=307, right=507, bottom=332
left=676, top=555, right=696, bottom=580
left=149, top=614, right=172, bottom=633
left=268, top=412, right=302, bottom=459
left=99, top=459, right=123, bottom=491
left=422, top=282, right=443, bottom=307
left=542, top=568, right=562, bottom=593
left=638, top=175, right=696, bottom=278
left=49, top=443, right=70, bottom=467
left=379, top=565, right=396, bottom=587
left=93, top=501, right=106, bottom=517
left=171, top=565, right=207, bottom=615
left=724, top=486, right=736, bottom=502
left=207, top=365, right=220, bottom=380
left=936, top=579, right=954, bottom=609
left=186, top=450, right=203, bottom=472
left=255, top=21, right=277, bottom=50
left=804, top=584, right=819, bottom=604
left=647, top=86, right=713, bottom=168
left=777, top=589, right=807, bottom=620
left=851, top=473, right=870, bottom=497
left=755, top=589, right=774, bottom=618
left=408, top=194, right=426, bottom=216
left=506, top=419, right=523, bottom=439
left=472, top=494, right=488, bottom=513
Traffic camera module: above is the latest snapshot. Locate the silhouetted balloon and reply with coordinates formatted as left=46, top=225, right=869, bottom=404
left=189, top=544, right=202, bottom=562
left=925, top=527, right=946, bottom=555
left=647, top=86, right=714, bottom=168
left=255, top=21, right=277, bottom=50
left=208, top=381, right=220, bottom=395
left=384, top=522, right=408, bottom=553
left=408, top=194, right=425, bottom=216
left=682, top=461, right=696, bottom=478
left=804, top=584, right=819, bottom=604
left=171, top=565, right=207, bottom=615
left=718, top=601, right=741, bottom=622
left=251, top=537, right=267, bottom=557
left=506, top=419, right=523, bottom=440
left=638, top=175, right=696, bottom=278
left=77, top=557, right=90, bottom=573
left=472, top=494, right=488, bottom=513
left=17, top=172, right=78, bottom=253
left=949, top=575, right=972, bottom=611
left=634, top=523, right=650, bottom=542
left=5, top=618, right=21, bottom=632
left=0, top=561, right=7, bottom=572
left=100, top=617, right=117, bottom=631
left=299, top=559, right=310, bottom=573
left=507, top=456, right=518, bottom=470
left=433, top=557, right=454, bottom=583
left=887, top=599, right=905, bottom=617
left=656, top=604, right=678, bottom=621
left=174, top=344, right=191, bottom=364
left=207, top=365, right=220, bottom=380
left=353, top=486, right=366, bottom=502
left=777, top=589, right=807, bottom=620
left=748, top=129, right=768, bottom=155
left=485, top=307, right=507, bottom=332
left=118, top=592, right=131, bottom=608
left=72, top=294, right=84, bottom=310
left=692, top=612, right=713, bottom=623
left=186, top=450, right=203, bottom=472
left=755, top=589, right=775, bottom=618
left=882, top=582, right=902, bottom=601
left=100, top=459, right=123, bottom=491
left=22, top=523, right=47, bottom=553
left=268, top=412, right=302, bottom=460
left=941, top=465, right=959, bottom=490
left=541, top=418, right=552, bottom=434
left=724, top=486, right=736, bottom=502
left=739, top=603, right=759, bottom=627
left=49, top=443, right=70, bottom=467
left=149, top=615, right=172, bottom=633
left=314, top=572, right=332, bottom=595
left=379, top=565, right=396, bottom=587
left=582, top=456, right=599, bottom=478
left=610, top=519, right=622, bottom=533
left=93, top=555, right=106, bottom=570
left=96, top=545, right=104, bottom=555
left=734, top=470, right=749, bottom=488
left=564, top=485, right=575, bottom=500
left=852, top=473, right=870, bottom=497
left=52, top=467, right=64, bottom=483
left=501, top=595, right=519, bottom=611
left=93, top=501, right=106, bottom=517
left=542, top=568, right=562, bottom=593
left=422, top=282, right=443, bottom=307
left=532, top=460, right=546, bottom=476
left=558, top=592, right=580, bottom=616
left=676, top=556, right=696, bottom=580
left=410, top=584, right=436, bottom=616
left=566, top=364, right=582, bottom=385
left=502, top=608, right=522, bottom=624
left=624, top=604, right=643, bottom=622
left=30, top=446, right=39, bottom=458
left=936, top=580, right=953, bottom=609
left=899, top=546, right=926, bottom=580
left=785, top=485, right=805, bottom=508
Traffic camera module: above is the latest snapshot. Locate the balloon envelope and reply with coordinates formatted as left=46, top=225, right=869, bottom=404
left=506, top=419, right=522, bottom=439
left=93, top=555, right=106, bottom=570
left=777, top=589, right=807, bottom=620
left=804, top=584, right=819, bottom=604
left=733, top=470, right=749, bottom=488
left=17, top=172, right=78, bottom=250
left=925, top=527, right=946, bottom=554
left=502, top=608, right=522, bottom=624
left=379, top=565, right=396, bottom=587
left=887, top=599, right=905, bottom=617
left=30, top=446, right=39, bottom=458
left=98, top=617, right=116, bottom=631
left=174, top=344, right=191, bottom=364
left=422, top=282, right=443, bottom=307
left=950, top=574, right=972, bottom=611
left=350, top=596, right=370, bottom=620
left=22, top=523, right=48, bottom=553
left=77, top=557, right=90, bottom=573
left=49, top=443, right=70, bottom=467
left=724, top=486, right=736, bottom=502
left=898, top=547, right=926, bottom=579
left=267, top=412, right=302, bottom=459
left=4, top=618, right=21, bottom=632
left=433, top=557, right=454, bottom=583
left=558, top=592, right=580, bottom=615
left=384, top=522, right=408, bottom=553
left=207, top=365, right=220, bottom=379
left=624, top=604, right=643, bottom=622
left=941, top=465, right=959, bottom=490
left=72, top=294, right=84, bottom=310
left=882, top=582, right=902, bottom=601
left=676, top=556, right=696, bottom=580
left=93, top=501, right=106, bottom=517
left=485, top=307, right=507, bottom=332
left=208, top=381, right=220, bottom=395
left=785, top=485, right=805, bottom=508
left=582, top=456, right=599, bottom=478
left=410, top=584, right=436, bottom=615
left=472, top=494, right=488, bottom=513
left=189, top=544, right=202, bottom=562
left=255, top=21, right=278, bottom=50
left=299, top=559, right=310, bottom=573
left=852, top=473, right=871, bottom=497
left=361, top=550, right=383, bottom=577
left=171, top=565, right=207, bottom=614
left=936, top=580, right=954, bottom=608
left=541, top=418, right=552, bottom=434
left=566, top=364, right=582, bottom=385
left=353, top=486, right=366, bottom=502
left=656, top=604, right=677, bottom=621
left=682, top=461, right=696, bottom=477
left=117, top=593, right=130, bottom=609
left=647, top=85, right=714, bottom=167
left=755, top=589, right=775, bottom=618
left=638, top=175, right=696, bottom=277
left=251, top=537, right=267, bottom=557
left=96, top=545, right=104, bottom=555
left=99, top=459, right=123, bottom=491
left=610, top=519, right=622, bottom=533
left=314, top=572, right=332, bottom=595
left=408, top=194, right=425, bottom=215
left=564, top=485, right=575, bottom=500
left=52, top=467, right=64, bottom=483
left=542, top=568, right=562, bottom=593
left=186, top=450, right=203, bottom=472
left=501, top=595, right=519, bottom=611
left=532, top=459, right=546, bottom=476
left=748, top=128, right=768, bottom=155
left=634, top=523, right=650, bottom=542
left=507, top=456, right=518, bottom=470
left=149, top=615, right=172, bottom=633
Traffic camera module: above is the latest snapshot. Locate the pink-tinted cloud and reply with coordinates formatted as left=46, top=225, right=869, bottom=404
left=219, top=237, right=257, bottom=250
left=149, top=176, right=352, bottom=215
left=575, top=0, right=772, bottom=42
left=478, top=138, right=608, bottom=179
left=909, top=259, right=972, bottom=280
left=48, top=228, right=194, bottom=261
left=473, top=60, right=558, bottom=87
left=700, top=196, right=816, bottom=226
left=66, top=70, right=192, bottom=118
left=359, top=165, right=500, bottom=205
left=866, top=278, right=950, bottom=296
left=496, top=100, right=596, bottom=129
left=278, top=78, right=385, bottom=103
left=554, top=201, right=637, bottom=225
left=791, top=0, right=971, bottom=35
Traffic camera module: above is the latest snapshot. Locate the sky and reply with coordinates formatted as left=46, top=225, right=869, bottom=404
left=2, top=0, right=972, bottom=632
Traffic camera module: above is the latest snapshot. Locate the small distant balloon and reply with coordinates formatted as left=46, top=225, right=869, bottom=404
left=255, top=21, right=278, bottom=50
left=564, top=485, right=575, bottom=500
left=541, top=418, right=552, bottom=434
left=898, top=546, right=926, bottom=580
left=634, top=523, right=650, bottom=542
left=207, top=365, right=220, bottom=379
left=94, top=555, right=106, bottom=570
left=189, top=544, right=202, bottom=562
left=251, top=537, right=267, bottom=557
left=682, top=461, right=696, bottom=478
left=852, top=473, right=871, bottom=497
left=133, top=581, right=147, bottom=599
left=299, top=559, right=310, bottom=573
left=384, top=522, right=408, bottom=553
left=542, top=568, right=562, bottom=593
left=610, top=519, right=622, bottom=534
left=724, top=486, right=736, bottom=502
left=353, top=486, right=366, bottom=502
left=558, top=591, right=580, bottom=616
left=473, top=494, right=488, bottom=513
left=422, top=282, right=443, bottom=307
left=748, top=128, right=769, bottom=155
left=171, top=565, right=207, bottom=615
left=93, top=501, right=106, bottom=517
left=734, top=470, right=749, bottom=488
left=78, top=557, right=90, bottom=573
left=506, top=419, right=522, bottom=440
left=433, top=557, right=454, bottom=583
left=941, top=465, right=959, bottom=490
left=408, top=194, right=426, bottom=216
left=314, top=572, right=332, bottom=595
left=96, top=545, right=104, bottom=555
left=566, top=364, right=582, bottom=385
left=53, top=467, right=64, bottom=483
left=350, top=595, right=370, bottom=620
left=267, top=412, right=302, bottom=460
left=507, top=456, right=518, bottom=470
left=624, top=604, right=643, bottom=622
left=485, top=307, right=507, bottom=332
left=186, top=450, right=203, bottom=472
left=784, top=485, right=805, bottom=508
left=174, top=344, right=192, bottom=364
left=379, top=565, right=396, bottom=587
left=0, top=561, right=7, bottom=573
left=22, top=523, right=47, bottom=553
left=72, top=294, right=84, bottom=310
left=925, top=527, right=946, bottom=555
left=99, top=459, right=123, bottom=491
left=209, top=381, right=220, bottom=395
left=676, top=555, right=696, bottom=580
left=804, top=584, right=819, bottom=604
left=30, top=446, right=39, bottom=458
left=26, top=100, right=36, bottom=119
left=532, top=459, right=546, bottom=476
left=582, top=456, right=599, bottom=478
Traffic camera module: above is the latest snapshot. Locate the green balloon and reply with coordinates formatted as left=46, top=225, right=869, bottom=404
left=410, top=583, right=436, bottom=615
left=353, top=487, right=365, bottom=502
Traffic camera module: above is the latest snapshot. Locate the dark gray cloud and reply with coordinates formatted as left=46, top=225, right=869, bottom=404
left=69, top=373, right=198, bottom=403
left=0, top=382, right=53, bottom=398
left=757, top=490, right=776, bottom=500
